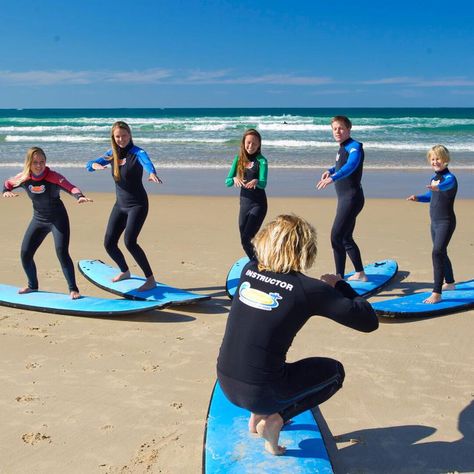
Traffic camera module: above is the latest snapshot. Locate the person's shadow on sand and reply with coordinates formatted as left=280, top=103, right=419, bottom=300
left=325, top=400, right=474, bottom=473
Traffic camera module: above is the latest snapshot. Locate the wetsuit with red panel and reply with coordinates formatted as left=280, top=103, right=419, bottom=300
left=3, top=167, right=84, bottom=292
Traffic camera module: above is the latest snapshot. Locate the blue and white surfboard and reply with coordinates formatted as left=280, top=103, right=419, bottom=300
left=203, top=381, right=334, bottom=473
left=372, top=279, right=474, bottom=318
left=78, top=259, right=210, bottom=306
left=0, top=283, right=163, bottom=316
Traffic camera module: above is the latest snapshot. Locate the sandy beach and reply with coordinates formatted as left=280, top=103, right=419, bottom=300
left=0, top=191, right=473, bottom=473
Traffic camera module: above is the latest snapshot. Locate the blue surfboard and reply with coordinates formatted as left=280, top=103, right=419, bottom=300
left=78, top=259, right=210, bottom=306
left=0, top=283, right=163, bottom=316
left=372, top=279, right=474, bottom=318
left=203, top=381, right=334, bottom=473
left=225, top=257, right=250, bottom=299
left=345, top=259, right=398, bottom=297
left=227, top=258, right=397, bottom=300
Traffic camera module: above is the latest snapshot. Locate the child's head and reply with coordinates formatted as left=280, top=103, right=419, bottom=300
left=25, top=146, right=47, bottom=175
left=14, top=147, right=47, bottom=186
left=331, top=115, right=352, bottom=129
left=427, top=145, right=450, bottom=166
left=111, top=121, right=132, bottom=149
left=240, top=128, right=261, bottom=157
left=110, top=121, right=133, bottom=181
left=253, top=214, right=318, bottom=273
left=25, top=147, right=47, bottom=170
left=236, top=128, right=262, bottom=178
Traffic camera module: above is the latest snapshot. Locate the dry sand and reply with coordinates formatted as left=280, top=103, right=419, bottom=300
left=0, top=193, right=473, bottom=473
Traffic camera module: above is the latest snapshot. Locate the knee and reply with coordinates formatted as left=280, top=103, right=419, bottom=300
left=432, top=247, right=445, bottom=260
left=240, top=233, right=250, bottom=246
left=20, top=249, right=32, bottom=263
left=330, top=233, right=342, bottom=249
left=104, top=234, right=115, bottom=252
left=55, top=246, right=70, bottom=263
left=336, top=361, right=345, bottom=386
left=124, top=236, right=138, bottom=252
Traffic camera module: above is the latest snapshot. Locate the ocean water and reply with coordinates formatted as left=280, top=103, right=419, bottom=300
left=0, top=108, right=473, bottom=170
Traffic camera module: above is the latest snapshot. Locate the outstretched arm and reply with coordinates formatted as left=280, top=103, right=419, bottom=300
left=304, top=276, right=378, bottom=332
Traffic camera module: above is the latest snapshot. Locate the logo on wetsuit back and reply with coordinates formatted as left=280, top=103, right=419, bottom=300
left=238, top=281, right=282, bottom=311
left=28, top=184, right=46, bottom=194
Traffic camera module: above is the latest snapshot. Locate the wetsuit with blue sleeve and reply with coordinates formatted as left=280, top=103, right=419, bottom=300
left=217, top=260, right=378, bottom=420
left=415, top=168, right=457, bottom=294
left=3, top=168, right=84, bottom=292
left=328, top=138, right=365, bottom=277
left=86, top=142, right=157, bottom=277
left=225, top=154, right=268, bottom=259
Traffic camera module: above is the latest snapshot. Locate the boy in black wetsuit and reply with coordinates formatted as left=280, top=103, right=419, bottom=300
left=217, top=214, right=378, bottom=455
left=407, top=145, right=457, bottom=304
left=317, top=116, right=367, bottom=281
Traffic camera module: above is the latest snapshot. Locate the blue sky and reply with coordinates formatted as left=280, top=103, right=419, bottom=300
left=1, top=0, right=473, bottom=108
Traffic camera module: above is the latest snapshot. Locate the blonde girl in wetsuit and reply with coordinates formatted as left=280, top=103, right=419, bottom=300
left=3, top=147, right=92, bottom=299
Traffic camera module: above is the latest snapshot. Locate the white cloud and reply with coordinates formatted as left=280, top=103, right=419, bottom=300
left=361, top=76, right=474, bottom=88
left=1, top=69, right=473, bottom=90
left=0, top=70, right=94, bottom=85
left=361, top=77, right=416, bottom=85
left=0, top=68, right=333, bottom=87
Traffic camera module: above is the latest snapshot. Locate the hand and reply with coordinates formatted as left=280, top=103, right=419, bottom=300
left=426, top=184, right=439, bottom=192
left=233, top=177, right=246, bottom=187
left=321, top=170, right=330, bottom=180
left=244, top=179, right=258, bottom=189
left=320, top=273, right=342, bottom=287
left=2, top=191, right=18, bottom=198
left=406, top=195, right=417, bottom=201
left=77, top=196, right=93, bottom=204
left=149, top=173, right=163, bottom=183
left=92, top=163, right=107, bottom=170
left=316, top=176, right=333, bottom=190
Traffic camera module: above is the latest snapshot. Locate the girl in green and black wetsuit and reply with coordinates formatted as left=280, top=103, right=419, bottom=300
left=225, top=129, right=268, bottom=259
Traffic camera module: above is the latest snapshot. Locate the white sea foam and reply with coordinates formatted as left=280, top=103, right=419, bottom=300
left=5, top=135, right=107, bottom=143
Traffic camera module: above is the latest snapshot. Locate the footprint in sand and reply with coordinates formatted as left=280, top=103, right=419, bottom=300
left=22, top=432, right=52, bottom=445
left=88, top=352, right=103, bottom=359
left=142, top=362, right=160, bottom=372
left=25, top=362, right=41, bottom=369
left=15, top=394, right=39, bottom=403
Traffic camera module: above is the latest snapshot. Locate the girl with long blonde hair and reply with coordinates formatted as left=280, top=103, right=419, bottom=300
left=86, top=121, right=162, bottom=291
left=3, top=147, right=92, bottom=299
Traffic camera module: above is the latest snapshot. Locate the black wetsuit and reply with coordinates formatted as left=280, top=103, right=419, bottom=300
left=225, top=155, right=268, bottom=259
left=327, top=138, right=365, bottom=277
left=217, top=261, right=378, bottom=420
left=416, top=168, right=457, bottom=293
left=3, top=168, right=84, bottom=292
left=86, top=142, right=156, bottom=277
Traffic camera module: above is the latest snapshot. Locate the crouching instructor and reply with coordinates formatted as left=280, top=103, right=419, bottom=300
left=217, top=214, right=378, bottom=456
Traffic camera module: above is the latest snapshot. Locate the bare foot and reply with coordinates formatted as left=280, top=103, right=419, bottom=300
left=70, top=290, right=81, bottom=300
left=18, top=287, right=37, bottom=295
left=256, top=414, right=286, bottom=455
left=442, top=282, right=456, bottom=291
left=249, top=413, right=265, bottom=434
left=347, top=271, right=368, bottom=282
left=112, top=270, right=130, bottom=283
left=249, top=414, right=291, bottom=434
left=136, top=276, right=156, bottom=292
left=423, top=292, right=442, bottom=304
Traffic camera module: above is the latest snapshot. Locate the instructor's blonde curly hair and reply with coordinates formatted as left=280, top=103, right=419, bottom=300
left=252, top=214, right=317, bottom=273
